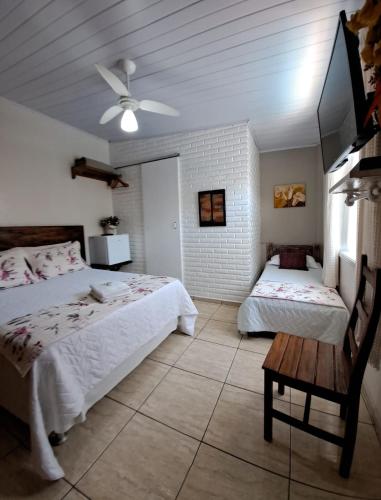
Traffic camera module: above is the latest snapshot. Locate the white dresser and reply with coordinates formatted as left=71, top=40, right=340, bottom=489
left=89, top=234, right=131, bottom=269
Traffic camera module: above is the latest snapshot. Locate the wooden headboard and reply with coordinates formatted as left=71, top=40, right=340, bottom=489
left=0, top=226, right=86, bottom=260
left=266, top=243, right=321, bottom=264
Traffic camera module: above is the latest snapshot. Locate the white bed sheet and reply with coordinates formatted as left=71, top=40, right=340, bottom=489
left=237, top=263, right=349, bottom=344
left=0, top=269, right=197, bottom=481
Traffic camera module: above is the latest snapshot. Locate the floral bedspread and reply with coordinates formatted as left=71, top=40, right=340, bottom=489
left=0, top=274, right=173, bottom=377
left=250, top=280, right=346, bottom=309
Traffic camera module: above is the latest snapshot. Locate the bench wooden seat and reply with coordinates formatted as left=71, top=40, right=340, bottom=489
left=262, top=255, right=381, bottom=478
left=263, top=333, right=351, bottom=400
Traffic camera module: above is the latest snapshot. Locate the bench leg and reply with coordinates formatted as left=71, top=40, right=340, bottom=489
left=303, top=393, right=311, bottom=424
left=339, top=398, right=360, bottom=478
left=278, top=382, right=285, bottom=395
left=264, top=371, right=273, bottom=442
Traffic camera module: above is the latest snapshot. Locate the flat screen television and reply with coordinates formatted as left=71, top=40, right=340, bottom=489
left=317, top=11, right=376, bottom=174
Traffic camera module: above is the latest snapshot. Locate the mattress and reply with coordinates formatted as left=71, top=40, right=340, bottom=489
left=237, top=263, right=349, bottom=344
left=0, top=269, right=197, bottom=480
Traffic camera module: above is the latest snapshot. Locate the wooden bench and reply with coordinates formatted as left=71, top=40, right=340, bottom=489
left=262, top=255, right=381, bottom=478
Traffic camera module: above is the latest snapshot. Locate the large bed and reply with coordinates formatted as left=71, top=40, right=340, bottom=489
left=0, top=226, right=197, bottom=481
left=238, top=244, right=349, bottom=344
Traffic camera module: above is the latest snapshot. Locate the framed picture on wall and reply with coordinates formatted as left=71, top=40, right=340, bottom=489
left=198, top=189, right=226, bottom=226
left=274, top=183, right=306, bottom=208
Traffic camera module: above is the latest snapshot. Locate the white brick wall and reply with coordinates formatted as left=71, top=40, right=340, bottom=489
left=111, top=122, right=261, bottom=302
left=248, top=125, right=262, bottom=284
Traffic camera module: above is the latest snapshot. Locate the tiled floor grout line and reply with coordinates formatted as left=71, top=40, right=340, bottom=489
left=137, top=408, right=294, bottom=486
left=146, top=335, right=374, bottom=425
left=67, top=407, right=138, bottom=491
left=61, top=485, right=91, bottom=500
left=199, top=441, right=292, bottom=482
left=1, top=307, right=378, bottom=499
left=196, top=334, right=242, bottom=348
left=289, top=478, right=378, bottom=500
left=174, top=335, right=241, bottom=499
left=80, top=380, right=375, bottom=499
left=3, top=315, right=377, bottom=498
left=160, top=331, right=374, bottom=425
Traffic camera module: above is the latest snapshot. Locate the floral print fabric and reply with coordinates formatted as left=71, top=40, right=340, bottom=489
left=0, top=248, right=38, bottom=290
left=0, top=274, right=174, bottom=376
left=27, top=241, right=88, bottom=280
left=250, top=280, right=346, bottom=308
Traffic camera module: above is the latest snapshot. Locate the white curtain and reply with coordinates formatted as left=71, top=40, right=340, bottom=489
left=322, top=159, right=357, bottom=287
left=358, top=135, right=381, bottom=368
left=356, top=36, right=381, bottom=367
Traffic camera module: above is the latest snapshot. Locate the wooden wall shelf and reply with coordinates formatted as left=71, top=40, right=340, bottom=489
left=71, top=157, right=128, bottom=188
left=329, top=157, right=381, bottom=205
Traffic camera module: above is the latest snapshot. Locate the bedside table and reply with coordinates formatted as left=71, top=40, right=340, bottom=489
left=89, top=234, right=131, bottom=270
left=91, top=261, right=132, bottom=271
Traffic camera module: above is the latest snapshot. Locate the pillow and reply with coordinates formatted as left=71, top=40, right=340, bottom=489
left=279, top=251, right=308, bottom=271
left=306, top=255, right=320, bottom=269
left=269, top=254, right=280, bottom=266
left=268, top=253, right=319, bottom=269
left=20, top=241, right=71, bottom=260
left=0, top=248, right=38, bottom=289
left=27, top=241, right=88, bottom=280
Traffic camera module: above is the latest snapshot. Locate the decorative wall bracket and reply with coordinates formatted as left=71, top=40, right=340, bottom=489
left=71, top=157, right=129, bottom=188
left=329, top=157, right=381, bottom=205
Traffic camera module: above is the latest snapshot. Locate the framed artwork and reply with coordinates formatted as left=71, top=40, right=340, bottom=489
left=198, top=189, right=226, bottom=226
left=274, top=183, right=306, bottom=208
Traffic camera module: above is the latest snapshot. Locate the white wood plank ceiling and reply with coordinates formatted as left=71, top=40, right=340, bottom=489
left=0, top=0, right=362, bottom=150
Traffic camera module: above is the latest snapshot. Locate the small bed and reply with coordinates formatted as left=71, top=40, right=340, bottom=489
left=0, top=226, right=197, bottom=481
left=238, top=244, right=349, bottom=344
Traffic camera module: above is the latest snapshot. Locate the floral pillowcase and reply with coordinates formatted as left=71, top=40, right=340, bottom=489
left=27, top=241, right=88, bottom=280
left=0, top=248, right=38, bottom=290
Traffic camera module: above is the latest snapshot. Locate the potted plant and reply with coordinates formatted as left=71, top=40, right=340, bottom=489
left=100, top=216, right=120, bottom=235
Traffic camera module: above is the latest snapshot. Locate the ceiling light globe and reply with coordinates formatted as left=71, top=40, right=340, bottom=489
left=121, top=110, right=138, bottom=132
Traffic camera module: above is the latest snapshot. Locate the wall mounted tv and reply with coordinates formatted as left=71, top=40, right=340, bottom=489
left=317, top=10, right=377, bottom=174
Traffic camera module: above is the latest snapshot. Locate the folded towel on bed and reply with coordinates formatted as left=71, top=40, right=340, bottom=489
left=90, top=281, right=132, bottom=302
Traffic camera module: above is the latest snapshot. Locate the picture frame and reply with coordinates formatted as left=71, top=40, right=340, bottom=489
left=198, top=189, right=226, bottom=226
left=273, top=183, right=306, bottom=208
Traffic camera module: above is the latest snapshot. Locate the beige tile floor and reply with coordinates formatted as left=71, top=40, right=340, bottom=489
left=0, top=300, right=380, bottom=500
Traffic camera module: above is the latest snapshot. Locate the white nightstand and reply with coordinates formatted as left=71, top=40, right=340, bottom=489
left=89, top=234, right=132, bottom=270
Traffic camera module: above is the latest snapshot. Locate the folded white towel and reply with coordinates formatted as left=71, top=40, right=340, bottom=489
left=90, top=281, right=131, bottom=303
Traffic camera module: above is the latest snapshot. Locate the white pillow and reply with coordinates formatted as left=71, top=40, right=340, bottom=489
left=306, top=255, right=320, bottom=269
left=18, top=241, right=71, bottom=260
left=268, top=254, right=280, bottom=266
left=0, top=248, right=38, bottom=289
left=268, top=253, right=319, bottom=269
left=27, top=241, right=88, bottom=280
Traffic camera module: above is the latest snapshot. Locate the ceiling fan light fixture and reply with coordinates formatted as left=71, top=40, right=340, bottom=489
left=121, top=109, right=138, bottom=132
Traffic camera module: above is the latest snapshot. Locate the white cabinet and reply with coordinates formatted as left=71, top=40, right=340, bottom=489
left=89, top=234, right=131, bottom=265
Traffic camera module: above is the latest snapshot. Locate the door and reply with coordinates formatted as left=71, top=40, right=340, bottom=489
left=141, top=157, right=183, bottom=280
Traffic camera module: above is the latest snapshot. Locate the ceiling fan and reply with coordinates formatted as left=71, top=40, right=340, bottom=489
left=95, top=59, right=179, bottom=133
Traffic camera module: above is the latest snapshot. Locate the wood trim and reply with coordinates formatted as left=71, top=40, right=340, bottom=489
left=0, top=225, right=86, bottom=260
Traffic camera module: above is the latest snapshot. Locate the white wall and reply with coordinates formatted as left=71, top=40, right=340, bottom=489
left=260, top=146, right=323, bottom=260
left=0, top=97, right=113, bottom=258
left=111, top=122, right=261, bottom=303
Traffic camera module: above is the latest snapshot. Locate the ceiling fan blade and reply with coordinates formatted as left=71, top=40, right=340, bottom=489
left=99, top=105, right=123, bottom=124
left=95, top=64, right=129, bottom=96
left=139, top=99, right=179, bottom=116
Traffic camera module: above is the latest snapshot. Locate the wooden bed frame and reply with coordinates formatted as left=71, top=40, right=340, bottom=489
left=266, top=243, right=322, bottom=264
left=0, top=225, right=86, bottom=260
